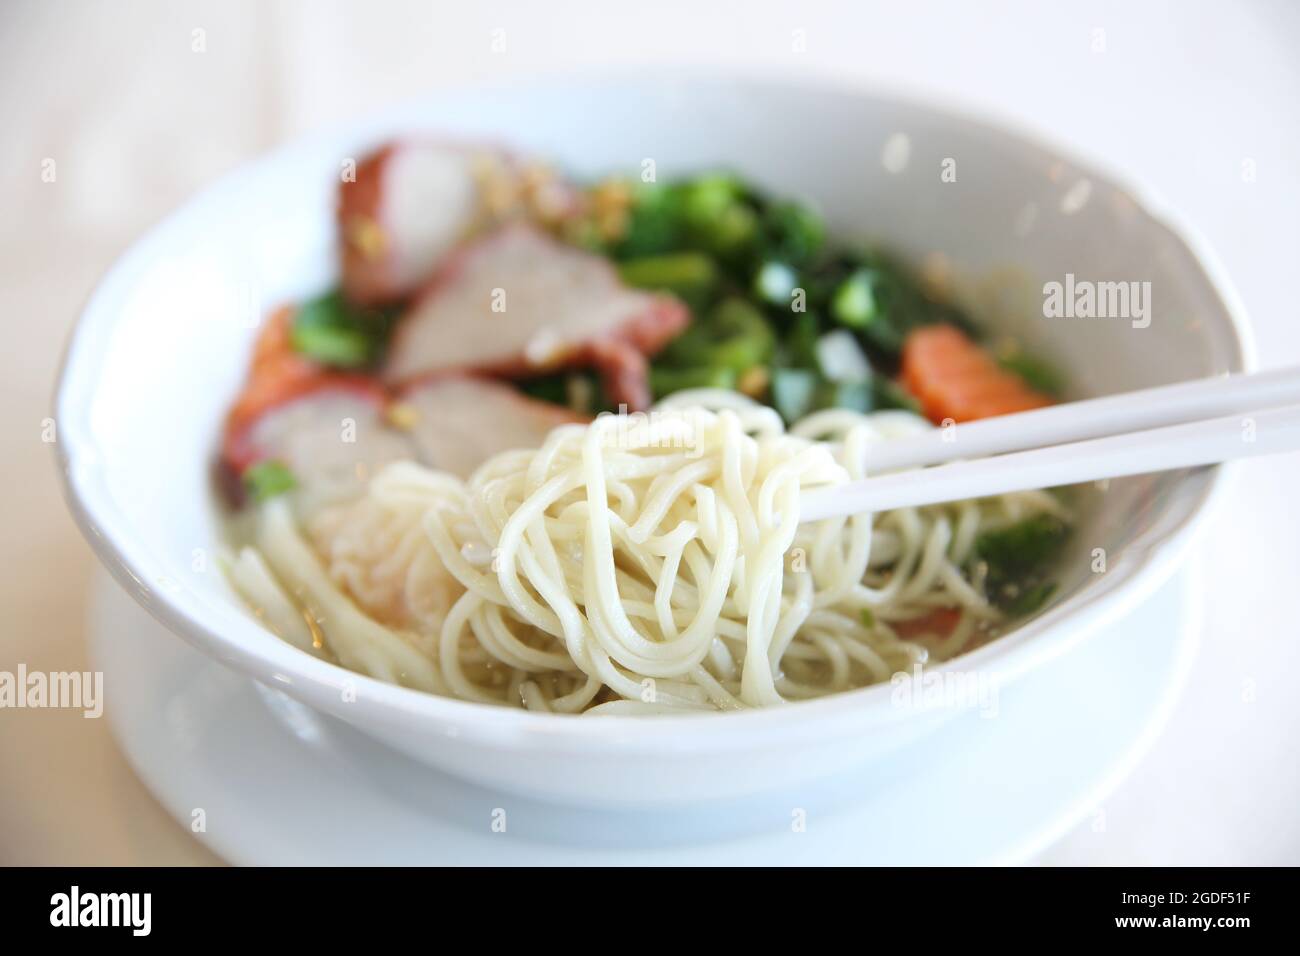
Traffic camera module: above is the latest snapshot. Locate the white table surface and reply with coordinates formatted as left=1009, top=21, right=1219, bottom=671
left=1, top=0, right=1296, bottom=865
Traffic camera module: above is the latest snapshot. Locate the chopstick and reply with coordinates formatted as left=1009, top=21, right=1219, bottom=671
left=861, top=366, right=1300, bottom=474
left=799, top=398, right=1300, bottom=522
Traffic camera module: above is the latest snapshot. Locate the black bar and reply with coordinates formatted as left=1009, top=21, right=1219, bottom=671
left=1, top=867, right=1290, bottom=940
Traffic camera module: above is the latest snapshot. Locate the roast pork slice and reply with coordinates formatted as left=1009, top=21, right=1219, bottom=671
left=338, top=142, right=579, bottom=305
left=383, top=225, right=689, bottom=410
left=396, top=375, right=587, bottom=479
left=223, top=381, right=416, bottom=508
left=339, top=143, right=482, bottom=305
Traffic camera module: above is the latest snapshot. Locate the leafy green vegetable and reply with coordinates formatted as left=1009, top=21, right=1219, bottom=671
left=618, top=252, right=718, bottom=309
left=1003, top=581, right=1057, bottom=616
left=857, top=314, right=904, bottom=356
left=650, top=366, right=737, bottom=398
left=830, top=268, right=880, bottom=330
left=613, top=174, right=763, bottom=266
left=870, top=377, right=922, bottom=413
left=243, top=460, right=296, bottom=503
left=753, top=261, right=800, bottom=307
left=711, top=298, right=775, bottom=366
left=707, top=203, right=760, bottom=257
left=571, top=170, right=1062, bottom=423
left=814, top=329, right=872, bottom=384
left=660, top=297, right=774, bottom=373
left=680, top=175, right=747, bottom=228
left=780, top=311, right=821, bottom=369
left=615, top=182, right=683, bottom=258
left=830, top=267, right=919, bottom=357
left=975, top=513, right=1070, bottom=615
left=519, top=371, right=610, bottom=415
left=292, top=323, right=372, bottom=367
left=975, top=513, right=1070, bottom=573
left=291, top=291, right=386, bottom=368
left=770, top=367, right=819, bottom=423
left=814, top=379, right=872, bottom=413
left=664, top=174, right=762, bottom=261
left=772, top=314, right=917, bottom=420
left=517, top=374, right=569, bottom=407
left=764, top=201, right=825, bottom=265
left=998, top=352, right=1065, bottom=396
left=859, top=607, right=876, bottom=629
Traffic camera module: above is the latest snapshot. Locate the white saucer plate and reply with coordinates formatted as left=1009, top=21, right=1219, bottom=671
left=90, top=556, right=1200, bottom=865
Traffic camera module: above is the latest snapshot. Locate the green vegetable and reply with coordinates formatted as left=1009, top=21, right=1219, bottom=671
left=999, top=352, right=1065, bottom=396
left=680, top=175, right=746, bottom=227
left=975, top=513, right=1070, bottom=574
left=858, top=315, right=904, bottom=355
left=770, top=367, right=819, bottom=423
left=765, top=201, right=825, bottom=265
left=616, top=183, right=683, bottom=258
left=753, top=261, right=800, bottom=308
left=820, top=255, right=982, bottom=364
left=243, top=460, right=297, bottom=503
left=291, top=291, right=381, bottom=368
left=518, top=375, right=568, bottom=407
left=815, top=329, right=872, bottom=384
left=618, top=252, right=718, bottom=308
left=781, top=311, right=822, bottom=369
left=565, top=170, right=1027, bottom=423
left=775, top=316, right=921, bottom=420
left=975, top=513, right=1070, bottom=615
left=707, top=203, right=760, bottom=256
left=1003, top=581, right=1057, bottom=616
left=292, top=323, right=372, bottom=367
left=830, top=268, right=879, bottom=330
left=661, top=297, right=774, bottom=373
left=650, top=366, right=737, bottom=398
left=871, top=377, right=922, bottom=413
left=859, top=607, right=876, bottom=629
left=814, top=379, right=872, bottom=413
left=674, top=175, right=760, bottom=259
left=519, top=372, right=608, bottom=414
left=708, top=298, right=774, bottom=369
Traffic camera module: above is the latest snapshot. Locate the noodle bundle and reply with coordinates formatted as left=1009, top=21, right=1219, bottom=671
left=231, top=392, right=1066, bottom=714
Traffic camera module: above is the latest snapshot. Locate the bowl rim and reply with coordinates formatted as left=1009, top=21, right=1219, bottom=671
left=53, top=72, right=1255, bottom=754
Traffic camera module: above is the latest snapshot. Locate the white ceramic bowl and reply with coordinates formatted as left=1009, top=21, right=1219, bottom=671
left=56, top=76, right=1251, bottom=809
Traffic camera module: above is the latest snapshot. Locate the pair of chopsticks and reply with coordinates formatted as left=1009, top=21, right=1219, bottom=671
left=798, top=367, right=1300, bottom=521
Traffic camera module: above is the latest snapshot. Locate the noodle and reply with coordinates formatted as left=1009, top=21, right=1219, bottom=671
left=229, top=392, right=1065, bottom=714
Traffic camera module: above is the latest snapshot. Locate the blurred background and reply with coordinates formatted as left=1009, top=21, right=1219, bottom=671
left=2, top=0, right=1297, bottom=864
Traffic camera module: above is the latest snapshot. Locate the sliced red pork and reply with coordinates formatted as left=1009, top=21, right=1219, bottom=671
left=395, top=375, right=587, bottom=479
left=224, top=381, right=416, bottom=507
left=383, top=224, right=689, bottom=410
left=221, top=308, right=414, bottom=495
left=222, top=305, right=596, bottom=508
left=338, top=142, right=578, bottom=305
left=223, top=358, right=583, bottom=506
